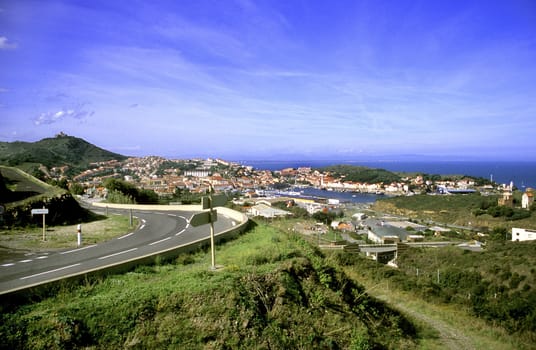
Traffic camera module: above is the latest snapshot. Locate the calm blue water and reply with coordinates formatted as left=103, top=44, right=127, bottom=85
left=240, top=160, right=536, bottom=190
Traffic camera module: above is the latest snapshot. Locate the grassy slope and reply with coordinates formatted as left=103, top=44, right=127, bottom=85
left=1, top=222, right=530, bottom=349
left=0, top=166, right=65, bottom=207
left=1, top=223, right=422, bottom=350
left=329, top=242, right=536, bottom=350
left=0, top=166, right=98, bottom=228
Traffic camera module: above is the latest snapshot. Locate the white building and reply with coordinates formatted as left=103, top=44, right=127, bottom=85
left=247, top=203, right=291, bottom=218
left=512, top=228, right=536, bottom=242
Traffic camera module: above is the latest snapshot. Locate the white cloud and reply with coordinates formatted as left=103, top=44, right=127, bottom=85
left=0, top=36, right=17, bottom=50
left=34, top=104, right=94, bottom=125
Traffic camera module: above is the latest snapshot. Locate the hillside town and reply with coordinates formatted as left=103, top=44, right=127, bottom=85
left=61, top=156, right=512, bottom=200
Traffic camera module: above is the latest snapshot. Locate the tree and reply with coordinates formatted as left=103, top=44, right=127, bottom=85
left=69, top=182, right=85, bottom=195
left=312, top=211, right=337, bottom=225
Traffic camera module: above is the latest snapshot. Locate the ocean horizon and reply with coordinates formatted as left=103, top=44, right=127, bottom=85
left=236, top=160, right=536, bottom=190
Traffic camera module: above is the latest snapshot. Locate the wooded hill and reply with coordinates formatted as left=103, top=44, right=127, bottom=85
left=0, top=134, right=127, bottom=170
left=317, top=164, right=401, bottom=183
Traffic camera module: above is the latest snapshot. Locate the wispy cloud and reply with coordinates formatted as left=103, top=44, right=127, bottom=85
left=34, top=104, right=94, bottom=125
left=0, top=36, right=17, bottom=50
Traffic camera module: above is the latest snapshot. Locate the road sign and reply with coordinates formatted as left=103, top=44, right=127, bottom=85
left=190, top=210, right=217, bottom=227
left=201, top=194, right=228, bottom=210
left=31, top=208, right=49, bottom=215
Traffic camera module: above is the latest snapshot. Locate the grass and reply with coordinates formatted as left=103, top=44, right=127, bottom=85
left=1, top=165, right=66, bottom=208
left=1, top=220, right=532, bottom=349
left=359, top=280, right=525, bottom=350
left=0, top=222, right=421, bottom=349
left=0, top=214, right=137, bottom=254
left=327, top=247, right=535, bottom=350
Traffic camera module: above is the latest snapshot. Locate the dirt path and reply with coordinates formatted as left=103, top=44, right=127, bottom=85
left=375, top=294, right=475, bottom=350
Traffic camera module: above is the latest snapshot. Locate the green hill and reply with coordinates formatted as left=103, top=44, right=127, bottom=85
left=0, top=133, right=127, bottom=170
left=317, top=164, right=401, bottom=184
left=0, top=166, right=95, bottom=226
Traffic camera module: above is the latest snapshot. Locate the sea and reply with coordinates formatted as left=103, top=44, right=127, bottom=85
left=237, top=160, right=536, bottom=204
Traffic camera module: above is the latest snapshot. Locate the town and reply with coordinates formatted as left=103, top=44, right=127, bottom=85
left=64, top=156, right=510, bottom=199
left=48, top=156, right=535, bottom=248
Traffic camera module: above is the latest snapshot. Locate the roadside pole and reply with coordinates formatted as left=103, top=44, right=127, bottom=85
left=190, top=185, right=227, bottom=271
left=77, top=224, right=82, bottom=247
left=207, top=186, right=216, bottom=270
left=210, top=205, right=216, bottom=270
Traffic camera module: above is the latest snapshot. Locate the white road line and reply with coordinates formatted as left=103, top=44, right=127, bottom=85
left=2, top=263, right=15, bottom=267
left=20, top=259, right=32, bottom=263
left=139, top=224, right=146, bottom=230
left=149, top=237, right=171, bottom=245
left=175, top=229, right=186, bottom=236
left=36, top=256, right=49, bottom=260
left=20, top=263, right=81, bottom=280
left=117, top=232, right=135, bottom=240
left=168, top=213, right=177, bottom=217
left=60, top=245, right=97, bottom=255
left=98, top=248, right=137, bottom=260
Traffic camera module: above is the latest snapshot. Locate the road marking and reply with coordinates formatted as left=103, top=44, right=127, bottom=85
left=20, top=263, right=81, bottom=280
left=118, top=232, right=135, bottom=240
left=168, top=213, right=177, bottom=217
left=1, top=263, right=15, bottom=267
left=20, top=259, right=32, bottom=263
left=139, top=224, right=146, bottom=230
left=60, top=245, right=97, bottom=255
left=149, top=237, right=171, bottom=245
left=175, top=229, right=186, bottom=236
left=36, top=256, right=49, bottom=260
left=232, top=221, right=236, bottom=226
left=98, top=248, right=137, bottom=260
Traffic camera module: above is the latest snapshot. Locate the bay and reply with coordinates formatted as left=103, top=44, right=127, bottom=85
left=240, top=160, right=536, bottom=190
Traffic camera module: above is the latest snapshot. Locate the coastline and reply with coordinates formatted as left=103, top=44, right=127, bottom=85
left=239, top=160, right=536, bottom=189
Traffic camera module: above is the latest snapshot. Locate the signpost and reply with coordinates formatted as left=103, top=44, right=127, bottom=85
left=31, top=207, right=49, bottom=241
left=190, top=189, right=227, bottom=270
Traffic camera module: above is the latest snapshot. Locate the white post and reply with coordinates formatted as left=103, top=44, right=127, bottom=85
left=210, top=209, right=216, bottom=270
left=77, top=224, right=82, bottom=247
left=42, top=206, right=46, bottom=241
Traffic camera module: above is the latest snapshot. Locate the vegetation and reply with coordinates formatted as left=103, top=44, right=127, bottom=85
left=326, top=240, right=536, bottom=348
left=372, top=192, right=536, bottom=231
left=0, top=214, right=137, bottom=252
left=103, top=178, right=159, bottom=204
left=318, top=164, right=401, bottom=184
left=0, top=134, right=127, bottom=170
left=0, top=223, right=420, bottom=349
left=0, top=166, right=95, bottom=227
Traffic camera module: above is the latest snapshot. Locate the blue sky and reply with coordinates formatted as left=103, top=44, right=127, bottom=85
left=1, top=0, right=536, bottom=160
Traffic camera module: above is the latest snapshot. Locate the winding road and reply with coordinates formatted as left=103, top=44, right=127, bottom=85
left=0, top=205, right=240, bottom=296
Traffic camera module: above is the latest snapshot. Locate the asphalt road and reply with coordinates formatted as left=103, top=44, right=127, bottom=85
left=0, top=207, right=237, bottom=295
